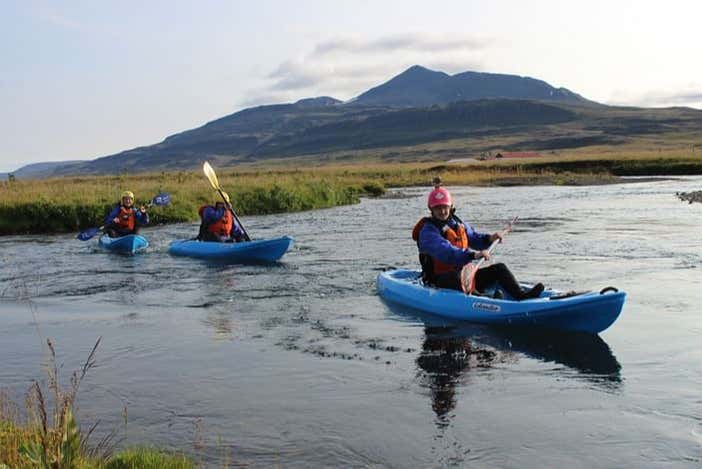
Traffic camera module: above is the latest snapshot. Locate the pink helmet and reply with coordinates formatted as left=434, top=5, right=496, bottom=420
left=427, top=187, right=452, bottom=208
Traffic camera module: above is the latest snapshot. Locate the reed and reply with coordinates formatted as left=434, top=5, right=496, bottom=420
left=1, top=152, right=700, bottom=235
left=102, top=448, right=194, bottom=469
left=0, top=338, right=195, bottom=468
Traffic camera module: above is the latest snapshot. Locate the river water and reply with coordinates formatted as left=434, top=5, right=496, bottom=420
left=1, top=177, right=701, bottom=467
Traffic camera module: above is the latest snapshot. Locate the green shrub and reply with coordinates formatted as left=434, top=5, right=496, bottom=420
left=104, top=448, right=194, bottom=469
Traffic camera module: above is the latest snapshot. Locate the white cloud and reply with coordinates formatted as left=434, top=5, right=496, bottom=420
left=313, top=33, right=492, bottom=56
left=607, top=85, right=702, bottom=109
left=267, top=61, right=323, bottom=91
left=245, top=33, right=494, bottom=106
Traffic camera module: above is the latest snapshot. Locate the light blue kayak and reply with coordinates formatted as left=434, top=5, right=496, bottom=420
left=376, top=269, right=626, bottom=334
left=98, top=234, right=149, bottom=254
left=168, top=236, right=293, bottom=263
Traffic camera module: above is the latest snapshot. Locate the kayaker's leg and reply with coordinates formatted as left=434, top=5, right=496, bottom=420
left=199, top=231, right=220, bottom=242
left=522, top=283, right=544, bottom=299
left=105, top=225, right=120, bottom=238
left=433, top=271, right=463, bottom=291
left=475, top=263, right=544, bottom=300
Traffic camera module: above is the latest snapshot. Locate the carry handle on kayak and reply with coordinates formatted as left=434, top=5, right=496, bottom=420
left=460, top=216, right=518, bottom=294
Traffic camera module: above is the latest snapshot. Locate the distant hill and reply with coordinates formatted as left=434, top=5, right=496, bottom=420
left=16, top=65, right=702, bottom=178
left=352, top=65, right=593, bottom=107
left=1, top=160, right=85, bottom=180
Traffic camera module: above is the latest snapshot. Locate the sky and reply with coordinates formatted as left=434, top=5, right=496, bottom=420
left=2, top=0, right=701, bottom=172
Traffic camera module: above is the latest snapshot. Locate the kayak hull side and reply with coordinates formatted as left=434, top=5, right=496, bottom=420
left=376, top=269, right=625, bottom=334
left=168, top=236, right=293, bottom=263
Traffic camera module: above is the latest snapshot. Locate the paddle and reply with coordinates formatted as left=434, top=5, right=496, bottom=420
left=202, top=161, right=251, bottom=242
left=460, top=216, right=518, bottom=294
left=76, top=192, right=171, bottom=241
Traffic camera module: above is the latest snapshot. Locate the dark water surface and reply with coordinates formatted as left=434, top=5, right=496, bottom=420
left=1, top=177, right=701, bottom=467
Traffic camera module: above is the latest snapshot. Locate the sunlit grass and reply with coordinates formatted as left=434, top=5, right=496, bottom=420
left=1, top=149, right=701, bottom=235
left=102, top=448, right=195, bottom=469
left=0, top=338, right=196, bottom=469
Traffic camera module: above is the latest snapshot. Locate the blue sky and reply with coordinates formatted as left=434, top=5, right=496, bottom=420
left=1, top=0, right=701, bottom=172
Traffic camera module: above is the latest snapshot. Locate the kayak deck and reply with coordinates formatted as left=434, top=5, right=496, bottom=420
left=98, top=234, right=149, bottom=254
left=168, top=236, right=293, bottom=263
left=376, top=269, right=626, bottom=334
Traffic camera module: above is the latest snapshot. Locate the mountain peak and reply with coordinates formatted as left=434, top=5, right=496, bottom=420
left=352, top=65, right=591, bottom=107
left=294, top=96, right=342, bottom=107
left=400, top=64, right=441, bottom=75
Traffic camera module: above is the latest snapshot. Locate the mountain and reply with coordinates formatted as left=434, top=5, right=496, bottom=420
left=17, top=66, right=702, bottom=178
left=1, top=160, right=85, bottom=180
left=352, top=65, right=593, bottom=107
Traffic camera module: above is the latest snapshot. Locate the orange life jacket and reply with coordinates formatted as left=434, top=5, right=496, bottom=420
left=199, top=205, right=233, bottom=237
left=412, top=216, right=469, bottom=282
left=114, top=206, right=136, bottom=231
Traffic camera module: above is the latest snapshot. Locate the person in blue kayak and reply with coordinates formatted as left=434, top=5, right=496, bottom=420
left=197, top=194, right=245, bottom=243
left=104, top=190, right=149, bottom=238
left=412, top=181, right=544, bottom=300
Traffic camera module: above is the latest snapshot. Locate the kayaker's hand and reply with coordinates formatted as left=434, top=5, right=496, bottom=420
left=476, top=250, right=490, bottom=261
left=490, top=232, right=503, bottom=243
left=112, top=217, right=120, bottom=224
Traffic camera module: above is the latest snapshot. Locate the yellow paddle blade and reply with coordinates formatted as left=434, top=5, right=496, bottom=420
left=203, top=161, right=220, bottom=190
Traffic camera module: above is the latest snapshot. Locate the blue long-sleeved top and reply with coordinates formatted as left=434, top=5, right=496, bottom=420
left=104, top=204, right=149, bottom=226
left=417, top=216, right=492, bottom=268
left=200, top=206, right=244, bottom=239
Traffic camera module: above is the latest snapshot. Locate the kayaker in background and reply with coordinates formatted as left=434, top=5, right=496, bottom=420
left=197, top=196, right=245, bottom=243
left=104, top=190, right=149, bottom=238
left=412, top=180, right=544, bottom=300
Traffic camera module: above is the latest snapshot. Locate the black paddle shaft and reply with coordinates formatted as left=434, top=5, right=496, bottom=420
left=217, top=188, right=251, bottom=241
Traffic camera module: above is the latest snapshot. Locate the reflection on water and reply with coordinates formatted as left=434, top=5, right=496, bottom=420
left=486, top=326, right=622, bottom=381
left=1, top=178, right=701, bottom=467
left=406, top=307, right=622, bottom=422
left=417, top=326, right=508, bottom=421
left=202, top=310, right=235, bottom=337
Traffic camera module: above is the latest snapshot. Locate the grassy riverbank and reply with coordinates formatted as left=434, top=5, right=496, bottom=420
left=0, top=335, right=196, bottom=468
left=0, top=424, right=194, bottom=468
left=1, top=152, right=701, bottom=235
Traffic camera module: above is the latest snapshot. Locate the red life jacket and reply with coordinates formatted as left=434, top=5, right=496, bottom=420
left=199, top=205, right=233, bottom=237
left=114, top=206, right=136, bottom=231
left=412, top=216, right=469, bottom=282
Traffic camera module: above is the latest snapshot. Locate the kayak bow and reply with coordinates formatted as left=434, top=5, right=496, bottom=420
left=98, top=234, right=149, bottom=255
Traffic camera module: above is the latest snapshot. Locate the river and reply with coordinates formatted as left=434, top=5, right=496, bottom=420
left=1, top=176, right=701, bottom=467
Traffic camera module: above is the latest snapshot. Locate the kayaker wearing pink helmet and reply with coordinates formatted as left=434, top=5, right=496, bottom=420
left=412, top=179, right=544, bottom=300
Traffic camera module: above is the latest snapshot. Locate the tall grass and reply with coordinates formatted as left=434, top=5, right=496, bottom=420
left=102, top=448, right=194, bottom=469
left=0, top=337, right=112, bottom=468
left=0, top=170, right=370, bottom=235
left=0, top=337, right=195, bottom=468
left=2, top=153, right=700, bottom=235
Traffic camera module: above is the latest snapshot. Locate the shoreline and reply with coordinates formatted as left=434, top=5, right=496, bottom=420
left=676, top=190, right=702, bottom=203
left=2, top=161, right=701, bottom=235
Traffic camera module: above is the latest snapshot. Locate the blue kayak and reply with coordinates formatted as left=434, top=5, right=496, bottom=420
left=168, top=236, right=293, bottom=263
left=376, top=269, right=626, bottom=334
left=98, top=234, right=149, bottom=254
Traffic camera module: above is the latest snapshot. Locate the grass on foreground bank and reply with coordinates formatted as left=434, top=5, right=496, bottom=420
left=1, top=151, right=701, bottom=235
left=0, top=430, right=194, bottom=469
left=0, top=336, right=196, bottom=469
